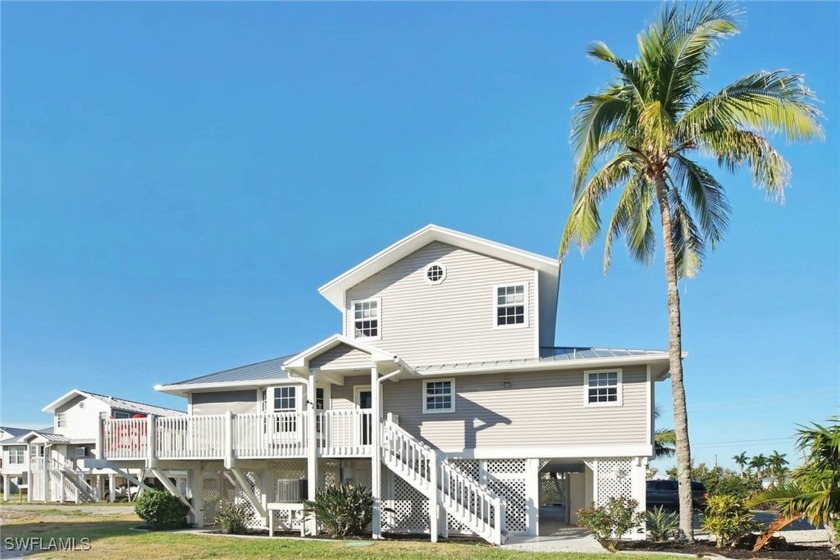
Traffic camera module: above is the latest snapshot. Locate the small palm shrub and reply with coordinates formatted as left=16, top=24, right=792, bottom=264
left=215, top=502, right=251, bottom=534
left=701, top=495, right=759, bottom=548
left=577, top=496, right=645, bottom=552
left=134, top=490, right=190, bottom=530
left=646, top=506, right=679, bottom=542
left=304, top=483, right=373, bottom=538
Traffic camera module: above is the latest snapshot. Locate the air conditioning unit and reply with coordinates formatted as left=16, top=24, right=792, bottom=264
left=275, top=478, right=307, bottom=502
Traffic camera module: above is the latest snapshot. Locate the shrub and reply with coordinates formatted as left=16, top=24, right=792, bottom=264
left=701, top=495, right=759, bottom=548
left=304, top=483, right=373, bottom=538
left=134, top=490, right=190, bottom=530
left=646, top=505, right=679, bottom=542
left=577, top=496, right=645, bottom=552
left=215, top=502, right=251, bottom=534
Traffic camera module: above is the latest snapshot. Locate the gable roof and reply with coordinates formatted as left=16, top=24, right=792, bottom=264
left=1, top=427, right=61, bottom=445
left=155, top=355, right=300, bottom=395
left=0, top=426, right=35, bottom=439
left=318, top=224, right=560, bottom=310
left=283, top=334, right=405, bottom=374
left=42, top=390, right=185, bottom=417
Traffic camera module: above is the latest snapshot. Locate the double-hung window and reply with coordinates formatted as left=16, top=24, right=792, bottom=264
left=495, top=284, right=527, bottom=327
left=352, top=298, right=380, bottom=339
left=274, top=387, right=297, bottom=432
left=423, top=379, right=455, bottom=413
left=56, top=413, right=66, bottom=428
left=585, top=370, right=622, bottom=406
left=9, top=448, right=24, bottom=465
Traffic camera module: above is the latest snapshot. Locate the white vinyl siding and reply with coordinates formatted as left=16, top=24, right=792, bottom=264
left=309, top=343, right=372, bottom=371
left=345, top=241, right=536, bottom=365
left=423, top=379, right=455, bottom=413
left=190, top=390, right=261, bottom=415
left=382, top=366, right=649, bottom=451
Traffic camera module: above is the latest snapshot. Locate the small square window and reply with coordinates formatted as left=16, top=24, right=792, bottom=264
left=495, top=284, right=527, bottom=327
left=423, top=379, right=455, bottom=413
left=352, top=299, right=380, bottom=339
left=585, top=370, right=622, bottom=406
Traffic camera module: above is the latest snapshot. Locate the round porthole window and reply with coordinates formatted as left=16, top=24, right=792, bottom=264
left=425, top=262, right=447, bottom=285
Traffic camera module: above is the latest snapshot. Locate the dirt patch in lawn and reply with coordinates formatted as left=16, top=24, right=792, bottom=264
left=616, top=539, right=837, bottom=559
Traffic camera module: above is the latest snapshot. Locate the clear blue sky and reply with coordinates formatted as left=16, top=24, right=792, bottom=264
left=3, top=2, right=838, bottom=472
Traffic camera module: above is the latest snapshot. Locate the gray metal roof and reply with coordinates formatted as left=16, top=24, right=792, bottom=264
left=167, top=355, right=298, bottom=386
left=413, top=346, right=668, bottom=373
left=80, top=391, right=186, bottom=416
left=0, top=428, right=65, bottom=445
left=0, top=426, right=35, bottom=438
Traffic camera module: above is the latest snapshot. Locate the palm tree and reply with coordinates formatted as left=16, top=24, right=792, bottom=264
left=749, top=454, right=768, bottom=477
left=653, top=406, right=676, bottom=458
left=732, top=452, right=749, bottom=477
left=655, top=428, right=677, bottom=458
left=747, top=418, right=840, bottom=551
left=559, top=1, right=823, bottom=540
left=768, top=450, right=789, bottom=483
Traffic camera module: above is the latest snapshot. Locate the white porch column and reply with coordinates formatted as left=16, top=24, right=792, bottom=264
left=187, top=468, right=204, bottom=527
left=428, top=450, right=439, bottom=543
left=108, top=474, right=115, bottom=502
left=306, top=373, right=319, bottom=536
left=524, top=458, right=540, bottom=537
left=370, top=366, right=382, bottom=539
left=3, top=474, right=9, bottom=501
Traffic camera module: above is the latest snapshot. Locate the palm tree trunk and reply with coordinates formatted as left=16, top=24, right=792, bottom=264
left=654, top=177, right=694, bottom=541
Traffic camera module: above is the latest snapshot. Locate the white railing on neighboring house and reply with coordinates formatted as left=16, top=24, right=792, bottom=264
left=234, top=412, right=308, bottom=459
left=317, top=409, right=373, bottom=457
left=380, top=416, right=505, bottom=545
left=156, top=415, right=227, bottom=460
left=104, top=418, right=148, bottom=460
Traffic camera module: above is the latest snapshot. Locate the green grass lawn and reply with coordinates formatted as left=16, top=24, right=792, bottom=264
left=0, top=506, right=692, bottom=560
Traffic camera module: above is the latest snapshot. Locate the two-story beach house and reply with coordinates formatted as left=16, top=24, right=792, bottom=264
left=91, top=225, right=670, bottom=543
left=1, top=390, right=185, bottom=503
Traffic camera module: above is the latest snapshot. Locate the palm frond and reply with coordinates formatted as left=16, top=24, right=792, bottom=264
left=698, top=129, right=791, bottom=200
left=659, top=1, right=741, bottom=113
left=668, top=187, right=705, bottom=279
left=603, top=174, right=656, bottom=272
left=678, top=70, right=824, bottom=142
left=669, top=154, right=730, bottom=246
left=560, top=152, right=637, bottom=259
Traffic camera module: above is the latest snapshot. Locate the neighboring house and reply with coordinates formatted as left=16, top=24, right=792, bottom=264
left=1, top=426, right=41, bottom=500
left=93, top=225, right=670, bottom=543
left=1, top=390, right=185, bottom=503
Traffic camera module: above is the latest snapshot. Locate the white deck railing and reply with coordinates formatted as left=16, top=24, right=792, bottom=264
left=317, top=409, right=373, bottom=457
left=104, top=418, right=148, bottom=460
left=234, top=412, right=308, bottom=459
left=156, top=415, right=227, bottom=460
left=103, top=410, right=373, bottom=461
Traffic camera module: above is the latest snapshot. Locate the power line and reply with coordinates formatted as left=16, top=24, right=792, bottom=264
left=691, top=436, right=796, bottom=448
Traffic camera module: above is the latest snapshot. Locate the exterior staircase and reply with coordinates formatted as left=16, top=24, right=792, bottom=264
left=380, top=417, right=506, bottom=545
left=54, top=460, right=98, bottom=503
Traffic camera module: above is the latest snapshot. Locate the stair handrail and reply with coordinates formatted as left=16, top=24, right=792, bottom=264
left=380, top=416, right=504, bottom=544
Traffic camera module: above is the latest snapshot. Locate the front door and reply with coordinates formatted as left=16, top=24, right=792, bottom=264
left=356, top=389, right=372, bottom=446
